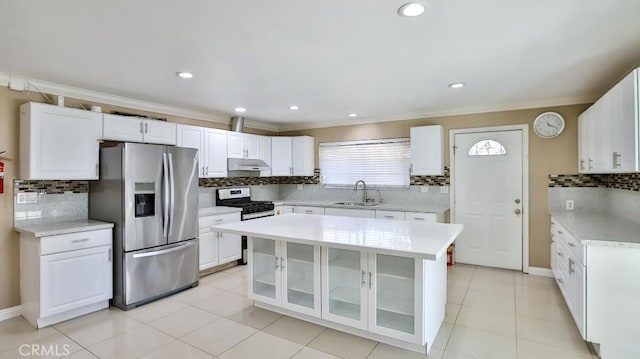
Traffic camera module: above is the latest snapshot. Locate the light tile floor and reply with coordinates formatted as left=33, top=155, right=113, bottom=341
left=0, top=264, right=598, bottom=359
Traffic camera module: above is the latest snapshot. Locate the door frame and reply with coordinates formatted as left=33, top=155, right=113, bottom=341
left=449, top=124, right=530, bottom=273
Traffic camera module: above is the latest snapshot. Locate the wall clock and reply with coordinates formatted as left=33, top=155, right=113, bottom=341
left=533, top=112, right=565, bottom=138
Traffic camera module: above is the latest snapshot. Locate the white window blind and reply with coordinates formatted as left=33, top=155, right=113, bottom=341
left=319, top=138, right=411, bottom=188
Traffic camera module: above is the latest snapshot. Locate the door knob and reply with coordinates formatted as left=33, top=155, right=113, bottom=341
left=514, top=209, right=521, bottom=215
left=514, top=199, right=521, bottom=204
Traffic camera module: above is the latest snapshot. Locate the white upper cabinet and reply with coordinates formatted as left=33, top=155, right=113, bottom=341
left=410, top=125, right=443, bottom=176
left=271, top=137, right=294, bottom=176
left=102, top=113, right=176, bottom=145
left=259, top=136, right=272, bottom=177
left=176, top=124, right=227, bottom=178
left=578, top=68, right=640, bottom=173
left=272, top=136, right=315, bottom=176
left=203, top=128, right=228, bottom=177
left=227, top=132, right=260, bottom=159
left=20, top=102, right=102, bottom=180
left=292, top=136, right=315, bottom=176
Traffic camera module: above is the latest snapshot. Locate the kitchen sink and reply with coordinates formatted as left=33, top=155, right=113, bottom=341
left=334, top=201, right=378, bottom=207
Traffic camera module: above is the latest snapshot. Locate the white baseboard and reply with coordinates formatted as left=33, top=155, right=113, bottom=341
left=528, top=267, right=553, bottom=277
left=0, top=305, right=22, bottom=322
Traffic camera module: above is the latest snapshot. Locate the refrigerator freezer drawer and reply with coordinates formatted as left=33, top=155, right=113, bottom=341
left=123, top=239, right=198, bottom=306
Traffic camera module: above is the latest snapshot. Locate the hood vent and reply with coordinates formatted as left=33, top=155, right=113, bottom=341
left=228, top=158, right=270, bottom=172
left=231, top=116, right=244, bottom=132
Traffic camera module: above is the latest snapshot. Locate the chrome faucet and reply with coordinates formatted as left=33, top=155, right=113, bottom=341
left=354, top=180, right=367, bottom=203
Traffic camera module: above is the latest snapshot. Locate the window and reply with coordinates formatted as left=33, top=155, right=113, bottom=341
left=468, top=139, right=507, bottom=156
left=319, top=138, right=410, bottom=188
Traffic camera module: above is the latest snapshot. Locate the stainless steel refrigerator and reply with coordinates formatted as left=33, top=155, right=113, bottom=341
left=89, top=142, right=199, bottom=310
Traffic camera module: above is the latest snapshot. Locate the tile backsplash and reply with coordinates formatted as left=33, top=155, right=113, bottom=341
left=14, top=180, right=89, bottom=194
left=548, top=173, right=640, bottom=191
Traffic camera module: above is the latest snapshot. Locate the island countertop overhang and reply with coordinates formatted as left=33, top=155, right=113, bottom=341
left=211, top=213, right=463, bottom=260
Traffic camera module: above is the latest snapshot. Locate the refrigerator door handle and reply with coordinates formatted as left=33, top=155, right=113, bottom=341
left=131, top=241, right=196, bottom=259
left=162, top=152, right=170, bottom=238
left=168, top=152, right=176, bottom=236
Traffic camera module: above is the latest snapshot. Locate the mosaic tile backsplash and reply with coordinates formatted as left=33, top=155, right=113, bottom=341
left=14, top=180, right=89, bottom=194
left=549, top=173, right=640, bottom=191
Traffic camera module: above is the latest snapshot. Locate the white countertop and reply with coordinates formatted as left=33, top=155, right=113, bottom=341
left=15, top=219, right=114, bottom=237
left=212, top=213, right=463, bottom=260
left=272, top=200, right=449, bottom=215
left=550, top=210, right=640, bottom=248
left=198, top=206, right=243, bottom=216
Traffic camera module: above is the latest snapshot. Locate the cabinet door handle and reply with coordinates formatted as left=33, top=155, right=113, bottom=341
left=140, top=122, right=144, bottom=134
left=413, top=217, right=425, bottom=221
left=108, top=248, right=112, bottom=262
left=384, top=215, right=394, bottom=219
left=613, top=152, right=621, bottom=168
left=368, top=272, right=373, bottom=289
left=568, top=242, right=575, bottom=247
left=145, top=122, right=148, bottom=134
left=361, top=270, right=366, bottom=288
left=557, top=252, right=563, bottom=257
left=579, top=159, right=585, bottom=170
left=280, top=256, right=285, bottom=271
left=569, top=258, right=575, bottom=274
left=205, top=166, right=209, bottom=174
left=95, top=163, right=99, bottom=177
left=275, top=256, right=279, bottom=270
left=71, top=238, right=89, bottom=243
left=588, top=158, right=593, bottom=170
left=557, top=278, right=564, bottom=285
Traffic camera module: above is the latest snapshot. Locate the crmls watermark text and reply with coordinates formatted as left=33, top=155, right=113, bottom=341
left=18, top=344, right=71, bottom=357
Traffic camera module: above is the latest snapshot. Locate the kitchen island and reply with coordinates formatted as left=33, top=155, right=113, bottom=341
left=212, top=213, right=463, bottom=354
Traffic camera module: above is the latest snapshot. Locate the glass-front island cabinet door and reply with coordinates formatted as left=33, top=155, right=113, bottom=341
left=249, top=238, right=321, bottom=316
left=321, top=247, right=368, bottom=330
left=368, top=253, right=422, bottom=343
left=282, top=242, right=321, bottom=317
left=249, top=237, right=280, bottom=306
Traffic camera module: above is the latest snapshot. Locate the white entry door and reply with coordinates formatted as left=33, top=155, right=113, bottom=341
left=452, top=130, right=524, bottom=270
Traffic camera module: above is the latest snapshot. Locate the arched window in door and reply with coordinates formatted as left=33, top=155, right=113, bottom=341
left=468, top=139, right=507, bottom=156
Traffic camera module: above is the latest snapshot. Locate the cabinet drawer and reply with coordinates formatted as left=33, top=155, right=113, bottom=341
left=555, top=223, right=586, bottom=266
left=404, top=212, right=437, bottom=223
left=296, top=206, right=325, bottom=215
left=40, top=229, right=112, bottom=255
left=199, top=212, right=241, bottom=231
left=375, top=210, right=405, bottom=221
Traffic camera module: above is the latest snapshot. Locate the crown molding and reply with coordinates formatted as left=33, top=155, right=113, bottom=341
left=0, top=72, right=280, bottom=132
left=275, top=96, right=596, bottom=132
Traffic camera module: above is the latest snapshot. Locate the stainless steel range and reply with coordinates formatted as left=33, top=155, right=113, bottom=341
left=216, top=188, right=274, bottom=263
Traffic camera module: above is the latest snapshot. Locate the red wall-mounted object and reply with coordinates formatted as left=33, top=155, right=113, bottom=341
left=0, top=162, right=4, bottom=194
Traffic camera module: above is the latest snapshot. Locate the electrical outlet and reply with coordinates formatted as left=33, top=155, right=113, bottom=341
left=440, top=186, right=449, bottom=194
left=297, top=184, right=304, bottom=191
left=566, top=200, right=574, bottom=210
left=17, top=193, right=38, bottom=204
left=421, top=186, right=428, bottom=193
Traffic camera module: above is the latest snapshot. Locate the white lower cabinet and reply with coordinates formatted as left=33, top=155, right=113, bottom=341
left=20, top=228, right=113, bottom=328
left=322, top=248, right=422, bottom=343
left=295, top=206, right=325, bottom=215
left=375, top=210, right=405, bottom=221
left=199, top=212, right=241, bottom=270
left=249, top=238, right=321, bottom=317
left=324, top=208, right=375, bottom=218
left=550, top=217, right=586, bottom=339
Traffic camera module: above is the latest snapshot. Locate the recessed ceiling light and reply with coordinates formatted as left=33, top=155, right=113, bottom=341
left=449, top=82, right=465, bottom=89
left=289, top=105, right=299, bottom=110
left=398, top=2, right=425, bottom=17
left=175, top=72, right=193, bottom=79
left=349, top=113, right=358, bottom=118
left=234, top=107, right=246, bottom=113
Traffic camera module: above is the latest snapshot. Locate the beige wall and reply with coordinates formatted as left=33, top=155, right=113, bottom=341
left=0, top=88, right=274, bottom=311
left=280, top=104, right=589, bottom=269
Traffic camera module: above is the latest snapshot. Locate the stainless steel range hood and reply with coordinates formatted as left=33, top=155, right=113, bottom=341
left=228, top=158, right=270, bottom=171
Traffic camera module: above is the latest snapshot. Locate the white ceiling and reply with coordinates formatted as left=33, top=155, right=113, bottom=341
left=1, top=0, right=639, bottom=130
